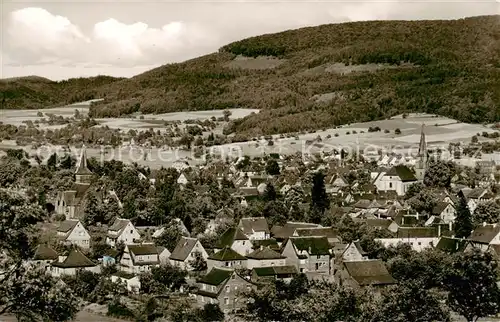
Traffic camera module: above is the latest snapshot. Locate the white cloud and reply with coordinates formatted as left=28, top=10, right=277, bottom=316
left=5, top=7, right=219, bottom=67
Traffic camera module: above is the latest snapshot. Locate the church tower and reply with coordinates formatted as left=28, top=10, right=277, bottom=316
left=415, top=124, right=428, bottom=181
left=75, top=145, right=93, bottom=184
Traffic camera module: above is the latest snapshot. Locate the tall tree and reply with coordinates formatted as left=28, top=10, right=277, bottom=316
left=310, top=172, right=329, bottom=218
left=473, top=201, right=500, bottom=225
left=372, top=280, right=450, bottom=322
left=423, top=160, right=455, bottom=188
left=445, top=250, right=500, bottom=322
left=265, top=159, right=280, bottom=175
left=0, top=191, right=78, bottom=321
left=263, top=183, right=277, bottom=202
left=454, top=194, right=474, bottom=238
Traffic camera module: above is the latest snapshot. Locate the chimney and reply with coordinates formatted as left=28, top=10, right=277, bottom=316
left=58, top=255, right=67, bottom=263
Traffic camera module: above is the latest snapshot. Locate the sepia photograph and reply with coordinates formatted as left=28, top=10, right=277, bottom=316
left=0, top=0, right=499, bottom=321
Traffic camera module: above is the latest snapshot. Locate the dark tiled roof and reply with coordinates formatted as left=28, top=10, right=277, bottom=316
left=57, top=220, right=79, bottom=233
left=289, top=236, right=331, bottom=256
left=239, top=217, right=270, bottom=234
left=109, top=218, right=130, bottom=232
left=397, top=227, right=439, bottom=238
left=468, top=225, right=500, bottom=244
left=435, top=237, right=467, bottom=253
left=364, top=219, right=393, bottom=229
left=128, top=244, right=159, bottom=256
left=432, top=202, right=453, bottom=216
left=170, top=237, right=198, bottom=261
left=209, top=247, right=247, bottom=261
left=215, top=227, right=248, bottom=249
left=199, top=267, right=233, bottom=286
left=246, top=247, right=285, bottom=260
left=33, top=244, right=58, bottom=261
left=294, top=227, right=339, bottom=240
left=253, top=265, right=297, bottom=277
left=52, top=249, right=96, bottom=268
left=386, top=165, right=417, bottom=182
left=344, top=260, right=396, bottom=286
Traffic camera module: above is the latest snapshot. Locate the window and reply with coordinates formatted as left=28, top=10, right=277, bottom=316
left=224, top=298, right=229, bottom=305
left=389, top=182, right=393, bottom=188
left=202, top=284, right=206, bottom=290
left=225, top=286, right=230, bottom=293
left=234, top=286, right=238, bottom=291
left=201, top=296, right=205, bottom=303
left=247, top=286, right=251, bottom=292
left=130, top=230, right=133, bottom=234
left=315, top=263, right=319, bottom=270
left=317, top=255, right=320, bottom=259
left=418, top=242, right=422, bottom=246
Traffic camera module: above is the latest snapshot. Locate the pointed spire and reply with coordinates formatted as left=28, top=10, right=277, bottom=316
left=75, top=145, right=92, bottom=175
left=417, top=124, right=427, bottom=157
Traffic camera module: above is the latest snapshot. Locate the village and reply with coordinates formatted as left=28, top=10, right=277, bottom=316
left=3, top=122, right=500, bottom=322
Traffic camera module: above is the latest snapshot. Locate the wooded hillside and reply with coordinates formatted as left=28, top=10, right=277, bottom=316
left=2, top=16, right=499, bottom=135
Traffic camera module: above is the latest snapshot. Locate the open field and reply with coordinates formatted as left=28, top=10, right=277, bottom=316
left=1, top=103, right=497, bottom=169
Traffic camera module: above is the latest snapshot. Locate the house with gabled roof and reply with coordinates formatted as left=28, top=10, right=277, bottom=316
left=462, top=188, right=495, bottom=214
left=430, top=201, right=456, bottom=225
left=238, top=217, right=270, bottom=240
left=373, top=165, right=417, bottom=196
left=27, top=244, right=58, bottom=269
left=251, top=265, right=298, bottom=283
left=55, top=146, right=93, bottom=219
left=106, top=218, right=141, bottom=247
left=246, top=246, right=287, bottom=269
left=49, top=248, right=100, bottom=277
left=215, top=227, right=252, bottom=256
left=281, top=236, right=331, bottom=276
left=466, top=223, right=500, bottom=251
left=341, top=241, right=369, bottom=262
left=375, top=226, right=441, bottom=252
left=337, top=259, right=396, bottom=289
left=207, top=246, right=247, bottom=270
left=170, top=237, right=208, bottom=271
left=193, top=267, right=256, bottom=313
left=56, top=220, right=91, bottom=249
left=120, top=243, right=160, bottom=274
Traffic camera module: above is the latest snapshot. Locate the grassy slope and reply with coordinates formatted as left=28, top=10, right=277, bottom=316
left=0, top=76, right=123, bottom=109
left=2, top=16, right=500, bottom=136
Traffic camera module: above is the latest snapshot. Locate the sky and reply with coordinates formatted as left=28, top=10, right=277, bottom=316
left=1, top=0, right=499, bottom=80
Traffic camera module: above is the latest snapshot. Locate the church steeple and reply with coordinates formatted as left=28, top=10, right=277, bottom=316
left=415, top=124, right=428, bottom=180
left=75, top=145, right=92, bottom=184
left=417, top=124, right=427, bottom=158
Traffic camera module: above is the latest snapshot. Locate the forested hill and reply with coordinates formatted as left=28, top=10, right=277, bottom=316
left=0, top=76, right=123, bottom=110
left=3, top=15, right=500, bottom=135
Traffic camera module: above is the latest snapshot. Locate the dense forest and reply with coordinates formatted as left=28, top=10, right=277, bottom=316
left=1, top=16, right=499, bottom=135
left=0, top=75, right=122, bottom=109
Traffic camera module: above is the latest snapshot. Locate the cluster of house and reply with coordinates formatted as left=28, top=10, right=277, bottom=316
left=29, top=214, right=398, bottom=313
left=25, top=125, right=500, bottom=313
